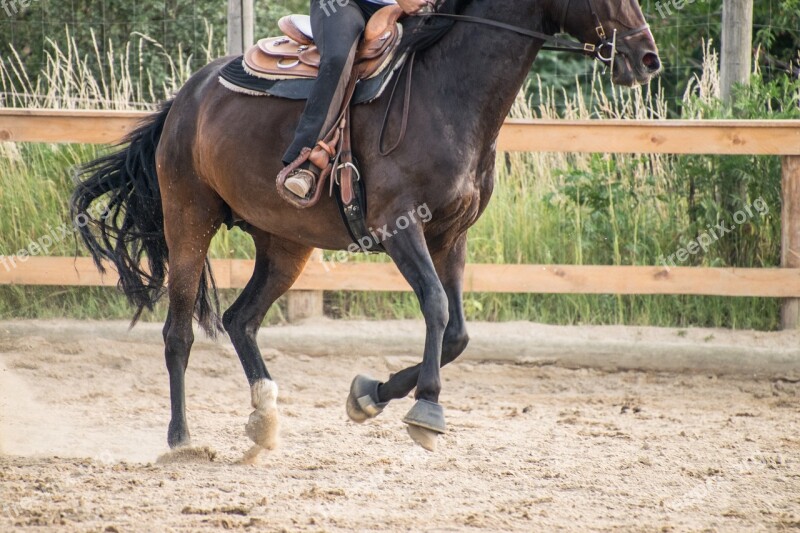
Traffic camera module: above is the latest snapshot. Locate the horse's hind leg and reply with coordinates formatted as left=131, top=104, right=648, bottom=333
left=162, top=188, right=224, bottom=449
left=347, top=235, right=469, bottom=427
left=222, top=230, right=313, bottom=459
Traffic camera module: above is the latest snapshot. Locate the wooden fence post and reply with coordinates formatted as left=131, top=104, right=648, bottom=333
left=287, top=249, right=325, bottom=322
left=227, top=0, right=254, bottom=56
left=242, top=0, right=254, bottom=51
left=781, top=156, right=800, bottom=329
left=721, top=0, right=754, bottom=102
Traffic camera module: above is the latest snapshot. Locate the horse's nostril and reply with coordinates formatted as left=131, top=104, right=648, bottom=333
left=642, top=53, right=661, bottom=73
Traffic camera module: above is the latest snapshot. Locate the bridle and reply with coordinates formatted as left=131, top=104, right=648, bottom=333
left=379, top=0, right=651, bottom=156
left=420, top=0, right=651, bottom=67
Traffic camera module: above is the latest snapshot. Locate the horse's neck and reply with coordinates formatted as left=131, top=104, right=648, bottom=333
left=417, top=1, right=553, bottom=144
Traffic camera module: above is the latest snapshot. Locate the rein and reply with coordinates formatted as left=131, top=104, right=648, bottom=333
left=421, top=0, right=650, bottom=65
left=378, top=1, right=650, bottom=155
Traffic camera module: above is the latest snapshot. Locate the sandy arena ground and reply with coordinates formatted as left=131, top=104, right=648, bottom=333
left=0, top=320, right=799, bottom=531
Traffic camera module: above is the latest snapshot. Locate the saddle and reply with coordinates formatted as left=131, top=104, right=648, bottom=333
left=256, top=3, right=406, bottom=243
left=227, top=4, right=409, bottom=251
left=244, top=5, right=404, bottom=82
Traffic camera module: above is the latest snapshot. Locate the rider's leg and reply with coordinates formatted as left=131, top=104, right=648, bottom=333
left=282, top=0, right=368, bottom=198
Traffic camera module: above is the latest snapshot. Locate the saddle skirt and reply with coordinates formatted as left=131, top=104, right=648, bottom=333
left=243, top=5, right=404, bottom=82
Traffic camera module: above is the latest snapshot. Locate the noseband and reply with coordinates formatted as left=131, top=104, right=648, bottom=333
left=421, top=0, right=650, bottom=66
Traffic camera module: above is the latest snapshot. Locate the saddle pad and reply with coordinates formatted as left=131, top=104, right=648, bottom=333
left=218, top=53, right=407, bottom=104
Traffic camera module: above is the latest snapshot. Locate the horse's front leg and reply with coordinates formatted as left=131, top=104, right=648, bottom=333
left=346, top=234, right=469, bottom=443
left=369, top=223, right=449, bottom=450
left=378, top=234, right=469, bottom=401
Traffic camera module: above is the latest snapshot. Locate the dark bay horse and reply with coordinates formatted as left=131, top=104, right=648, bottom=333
left=71, top=0, right=660, bottom=455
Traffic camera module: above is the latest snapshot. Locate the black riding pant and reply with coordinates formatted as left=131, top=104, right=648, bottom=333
left=282, top=0, right=383, bottom=165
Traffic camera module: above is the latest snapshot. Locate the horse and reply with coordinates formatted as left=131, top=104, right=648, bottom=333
left=71, top=0, right=660, bottom=456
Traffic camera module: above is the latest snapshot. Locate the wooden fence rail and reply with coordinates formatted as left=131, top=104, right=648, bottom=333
left=1, top=109, right=799, bottom=154
left=2, top=257, right=800, bottom=298
left=1, top=110, right=800, bottom=325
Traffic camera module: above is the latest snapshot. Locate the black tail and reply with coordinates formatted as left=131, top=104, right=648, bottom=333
left=70, top=100, right=222, bottom=337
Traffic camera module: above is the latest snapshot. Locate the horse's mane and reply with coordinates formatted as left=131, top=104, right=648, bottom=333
left=396, top=0, right=473, bottom=57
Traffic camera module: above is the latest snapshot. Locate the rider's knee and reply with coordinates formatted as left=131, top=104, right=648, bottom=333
left=321, top=46, right=355, bottom=72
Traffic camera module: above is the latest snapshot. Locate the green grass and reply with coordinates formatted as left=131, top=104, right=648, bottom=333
left=0, top=37, right=798, bottom=330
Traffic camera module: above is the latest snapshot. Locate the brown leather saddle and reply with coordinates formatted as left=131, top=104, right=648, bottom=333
left=244, top=5, right=404, bottom=82
left=260, top=3, right=406, bottom=233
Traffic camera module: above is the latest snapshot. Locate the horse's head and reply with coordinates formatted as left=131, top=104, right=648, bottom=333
left=558, top=0, right=661, bottom=86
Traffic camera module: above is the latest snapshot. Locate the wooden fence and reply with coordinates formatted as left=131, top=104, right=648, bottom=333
left=1, top=110, right=800, bottom=326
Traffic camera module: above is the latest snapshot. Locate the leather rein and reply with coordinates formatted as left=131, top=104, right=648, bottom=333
left=423, top=0, right=651, bottom=65
left=378, top=0, right=651, bottom=155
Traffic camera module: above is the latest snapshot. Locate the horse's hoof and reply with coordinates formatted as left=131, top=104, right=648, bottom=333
left=406, top=424, right=439, bottom=452
left=403, top=399, right=446, bottom=451
left=245, top=409, right=280, bottom=450
left=246, top=380, right=280, bottom=450
left=346, top=374, right=388, bottom=423
left=167, top=422, right=190, bottom=449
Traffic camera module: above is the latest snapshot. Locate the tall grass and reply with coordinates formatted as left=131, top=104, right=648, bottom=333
left=1, top=35, right=798, bottom=329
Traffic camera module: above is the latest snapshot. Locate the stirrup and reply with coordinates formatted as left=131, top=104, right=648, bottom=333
left=283, top=168, right=317, bottom=199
